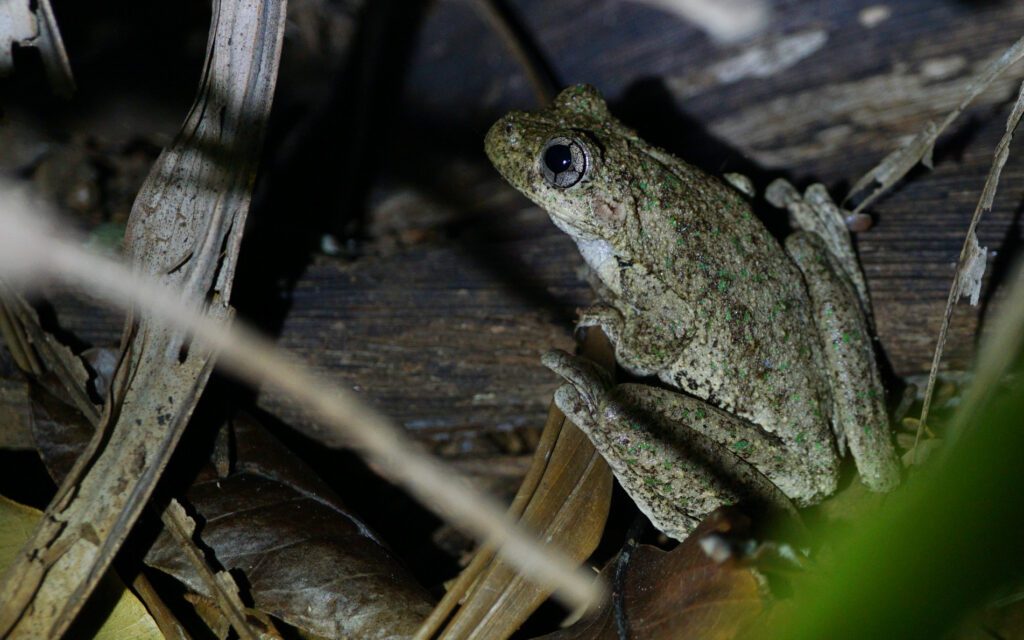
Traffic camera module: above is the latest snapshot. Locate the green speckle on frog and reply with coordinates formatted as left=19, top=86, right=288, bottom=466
left=485, top=84, right=900, bottom=540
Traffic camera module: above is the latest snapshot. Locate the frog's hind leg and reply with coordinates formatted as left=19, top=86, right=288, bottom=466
left=543, top=350, right=808, bottom=541
left=786, top=231, right=901, bottom=491
left=768, top=179, right=872, bottom=316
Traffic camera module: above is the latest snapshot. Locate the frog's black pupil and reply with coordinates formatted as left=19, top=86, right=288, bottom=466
left=543, top=144, right=574, bottom=174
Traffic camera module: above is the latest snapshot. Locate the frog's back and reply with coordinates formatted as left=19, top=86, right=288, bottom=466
left=622, top=158, right=838, bottom=484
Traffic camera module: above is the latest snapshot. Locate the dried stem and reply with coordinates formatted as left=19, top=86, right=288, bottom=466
left=470, top=0, right=556, bottom=105
left=0, top=187, right=604, bottom=614
left=913, top=78, right=1024, bottom=461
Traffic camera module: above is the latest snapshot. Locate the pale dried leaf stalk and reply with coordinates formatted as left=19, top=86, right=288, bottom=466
left=0, top=188, right=605, bottom=614
left=0, top=0, right=287, bottom=636
left=848, top=35, right=1024, bottom=213
left=914, top=77, right=1024, bottom=458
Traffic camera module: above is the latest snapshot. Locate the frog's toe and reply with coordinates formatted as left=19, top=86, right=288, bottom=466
left=542, top=350, right=613, bottom=414
left=552, top=384, right=598, bottom=431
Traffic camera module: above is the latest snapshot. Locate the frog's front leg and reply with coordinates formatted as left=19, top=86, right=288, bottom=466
left=785, top=232, right=901, bottom=491
left=576, top=304, right=623, bottom=343
left=577, top=303, right=683, bottom=378
left=543, top=350, right=802, bottom=541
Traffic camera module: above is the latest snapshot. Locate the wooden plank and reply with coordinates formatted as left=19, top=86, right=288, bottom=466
left=26, top=0, right=1024, bottom=441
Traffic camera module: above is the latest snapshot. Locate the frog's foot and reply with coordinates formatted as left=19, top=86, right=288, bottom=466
left=767, top=179, right=872, bottom=316
left=541, top=349, right=614, bottom=431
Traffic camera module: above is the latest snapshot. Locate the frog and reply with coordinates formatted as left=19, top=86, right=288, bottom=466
left=484, top=84, right=901, bottom=541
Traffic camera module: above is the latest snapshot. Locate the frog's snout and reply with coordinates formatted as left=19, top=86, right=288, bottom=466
left=484, top=113, right=520, bottom=160
left=483, top=119, right=501, bottom=160
left=485, top=113, right=533, bottom=191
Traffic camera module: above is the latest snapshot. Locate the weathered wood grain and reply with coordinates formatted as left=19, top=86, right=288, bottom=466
left=28, top=0, right=1024, bottom=443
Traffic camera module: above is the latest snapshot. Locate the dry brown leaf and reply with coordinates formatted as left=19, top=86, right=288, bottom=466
left=535, top=509, right=765, bottom=640
left=30, top=377, right=435, bottom=639
left=30, top=374, right=432, bottom=638
left=147, top=416, right=436, bottom=639
left=421, top=331, right=615, bottom=640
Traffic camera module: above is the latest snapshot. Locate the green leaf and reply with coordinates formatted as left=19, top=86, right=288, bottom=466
left=0, top=495, right=162, bottom=640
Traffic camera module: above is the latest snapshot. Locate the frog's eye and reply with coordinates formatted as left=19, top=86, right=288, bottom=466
left=539, top=136, right=589, bottom=189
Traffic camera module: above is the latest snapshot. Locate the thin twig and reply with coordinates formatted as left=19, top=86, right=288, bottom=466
left=469, top=0, right=556, bottom=105
left=913, top=78, right=1024, bottom=462
left=847, top=36, right=1024, bottom=214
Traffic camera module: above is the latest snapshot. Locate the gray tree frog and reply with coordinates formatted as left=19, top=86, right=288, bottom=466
left=484, top=84, right=900, bottom=540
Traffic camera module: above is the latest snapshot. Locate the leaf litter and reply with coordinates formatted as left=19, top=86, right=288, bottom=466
left=26, top=348, right=435, bottom=638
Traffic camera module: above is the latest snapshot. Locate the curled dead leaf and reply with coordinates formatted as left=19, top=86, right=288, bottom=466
left=536, top=509, right=765, bottom=640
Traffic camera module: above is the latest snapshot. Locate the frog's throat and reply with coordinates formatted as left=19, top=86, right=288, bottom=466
left=574, top=235, right=622, bottom=298
left=544, top=212, right=626, bottom=297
